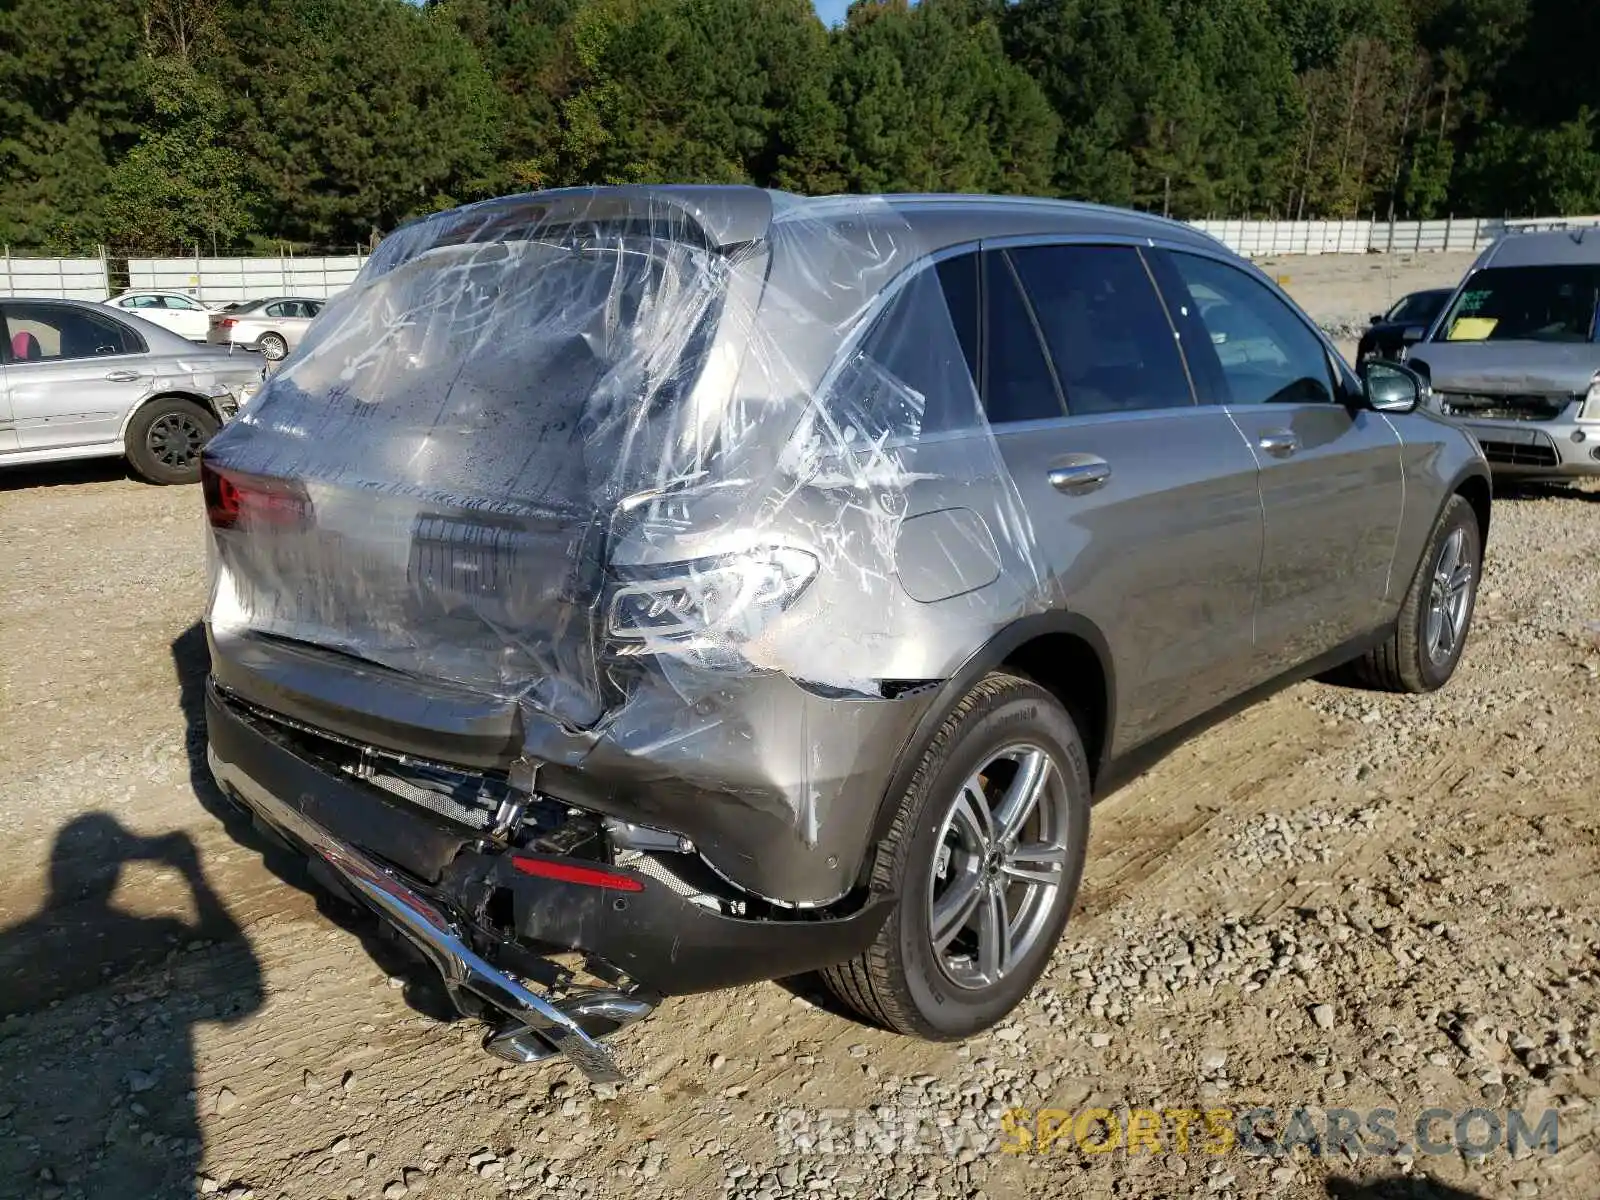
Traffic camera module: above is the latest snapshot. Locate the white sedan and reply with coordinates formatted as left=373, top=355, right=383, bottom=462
left=103, top=290, right=214, bottom=341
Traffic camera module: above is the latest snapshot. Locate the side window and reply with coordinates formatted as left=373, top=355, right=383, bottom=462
left=848, top=251, right=982, bottom=435
left=2, top=304, right=144, bottom=360
left=162, top=294, right=202, bottom=310
left=982, top=252, right=1065, bottom=423
left=264, top=302, right=289, bottom=318
left=123, top=295, right=157, bottom=309
left=1163, top=252, right=1334, bottom=406
left=1008, top=245, right=1193, bottom=415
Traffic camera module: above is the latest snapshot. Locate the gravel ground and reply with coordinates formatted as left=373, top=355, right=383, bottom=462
left=2, top=253, right=1598, bottom=1200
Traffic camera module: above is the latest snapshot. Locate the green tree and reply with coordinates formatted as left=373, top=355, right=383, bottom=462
left=207, top=0, right=500, bottom=246
left=0, top=0, right=146, bottom=249
left=552, top=0, right=844, bottom=191
left=1457, top=111, right=1600, bottom=216
left=431, top=0, right=580, bottom=191
left=831, top=0, right=1057, bottom=195
left=102, top=64, right=253, bottom=253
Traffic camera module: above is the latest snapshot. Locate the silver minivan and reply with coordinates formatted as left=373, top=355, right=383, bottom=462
left=1406, top=228, right=1600, bottom=479
left=201, top=187, right=1491, bottom=1082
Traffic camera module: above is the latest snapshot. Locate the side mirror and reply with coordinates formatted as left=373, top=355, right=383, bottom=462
left=1369, top=313, right=1385, bottom=325
left=1361, top=359, right=1424, bottom=414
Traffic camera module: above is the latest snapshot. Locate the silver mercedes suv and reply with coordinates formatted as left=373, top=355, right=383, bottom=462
left=200, top=187, right=1491, bottom=1082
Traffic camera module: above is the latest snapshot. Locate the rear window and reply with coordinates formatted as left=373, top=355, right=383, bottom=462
left=1436, top=266, right=1600, bottom=343
left=241, top=235, right=727, bottom=501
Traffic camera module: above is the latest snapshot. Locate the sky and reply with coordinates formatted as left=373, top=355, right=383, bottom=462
left=812, top=0, right=852, bottom=26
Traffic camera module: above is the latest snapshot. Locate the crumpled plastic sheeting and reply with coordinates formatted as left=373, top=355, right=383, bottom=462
left=204, top=188, right=1044, bottom=854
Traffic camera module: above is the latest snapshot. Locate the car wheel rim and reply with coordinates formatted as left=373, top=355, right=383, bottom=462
left=926, top=743, right=1071, bottom=991
left=147, top=412, right=208, bottom=470
left=1425, top=527, right=1473, bottom=665
left=261, top=336, right=286, bottom=360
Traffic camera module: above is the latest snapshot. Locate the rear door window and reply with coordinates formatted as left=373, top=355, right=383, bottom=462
left=981, top=252, right=1066, bottom=424
left=1007, top=245, right=1194, bottom=415
left=1434, top=265, right=1600, bottom=343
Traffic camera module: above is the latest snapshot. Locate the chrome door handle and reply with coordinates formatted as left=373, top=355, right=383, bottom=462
left=1047, top=456, right=1112, bottom=494
left=104, top=370, right=143, bottom=383
left=1257, top=429, right=1299, bottom=457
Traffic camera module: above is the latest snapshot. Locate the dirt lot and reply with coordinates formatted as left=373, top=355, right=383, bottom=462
left=3, top=251, right=1599, bottom=1200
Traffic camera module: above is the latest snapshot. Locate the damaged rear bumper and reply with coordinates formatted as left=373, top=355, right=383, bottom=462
left=204, top=681, right=892, bottom=1079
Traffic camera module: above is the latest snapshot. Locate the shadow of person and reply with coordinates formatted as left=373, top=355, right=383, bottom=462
left=1325, top=1174, right=1495, bottom=1199
left=0, top=815, right=263, bottom=1200
left=170, top=622, right=464, bottom=1023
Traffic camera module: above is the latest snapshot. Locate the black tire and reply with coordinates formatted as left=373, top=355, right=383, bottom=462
left=821, top=672, right=1090, bottom=1039
left=257, top=332, right=288, bottom=361
left=1340, top=494, right=1480, bottom=693
left=124, top=397, right=219, bottom=485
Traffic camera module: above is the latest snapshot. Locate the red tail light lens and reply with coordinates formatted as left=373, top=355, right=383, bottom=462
left=510, top=856, right=645, bottom=892
left=220, top=318, right=237, bottom=329
left=202, top=462, right=311, bottom=530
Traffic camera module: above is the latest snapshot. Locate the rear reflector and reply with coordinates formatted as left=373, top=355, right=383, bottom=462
left=510, top=856, right=645, bottom=892
left=202, top=462, right=312, bottom=530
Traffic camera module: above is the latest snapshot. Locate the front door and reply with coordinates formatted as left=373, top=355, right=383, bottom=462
left=1153, top=249, right=1404, bottom=673
left=1, top=302, right=154, bottom=452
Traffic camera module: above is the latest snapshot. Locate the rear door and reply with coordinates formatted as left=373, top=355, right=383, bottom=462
left=0, top=350, right=14, bottom=453
left=112, top=293, right=183, bottom=337
left=0, top=302, right=153, bottom=451
left=1152, top=249, right=1404, bottom=673
left=988, top=242, right=1264, bottom=753
left=158, top=293, right=210, bottom=340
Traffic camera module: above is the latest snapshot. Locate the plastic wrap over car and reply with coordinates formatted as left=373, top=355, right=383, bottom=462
left=201, top=186, right=1044, bottom=903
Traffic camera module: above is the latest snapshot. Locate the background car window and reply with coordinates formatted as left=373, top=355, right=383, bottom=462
left=2, top=304, right=144, bottom=360
left=983, top=253, right=1065, bottom=424
left=123, top=295, right=161, bottom=309
left=1434, top=265, right=1600, bottom=343
left=1008, top=244, right=1193, bottom=415
left=1387, top=291, right=1447, bottom=324
left=264, top=302, right=289, bottom=318
left=1164, top=252, right=1334, bottom=406
left=847, top=252, right=982, bottom=435
left=161, top=294, right=203, bottom=310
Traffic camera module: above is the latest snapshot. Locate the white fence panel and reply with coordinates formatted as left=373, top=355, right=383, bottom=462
left=127, top=255, right=365, bottom=304
left=0, top=256, right=110, bottom=301
left=1192, top=219, right=1374, bottom=257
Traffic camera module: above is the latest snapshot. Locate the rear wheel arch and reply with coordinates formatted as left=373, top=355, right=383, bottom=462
left=120, top=390, right=227, bottom=438
left=859, top=612, right=1116, bottom=890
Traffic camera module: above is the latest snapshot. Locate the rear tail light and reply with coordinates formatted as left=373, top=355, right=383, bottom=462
left=202, top=462, right=312, bottom=530
left=220, top=318, right=237, bottom=330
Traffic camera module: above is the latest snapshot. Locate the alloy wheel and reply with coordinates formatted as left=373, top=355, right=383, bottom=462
left=1425, top=526, right=1474, bottom=665
left=926, top=743, right=1072, bottom=990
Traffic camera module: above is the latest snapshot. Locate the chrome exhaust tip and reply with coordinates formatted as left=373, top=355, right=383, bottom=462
left=484, top=991, right=656, bottom=1066
left=209, top=746, right=642, bottom=1085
